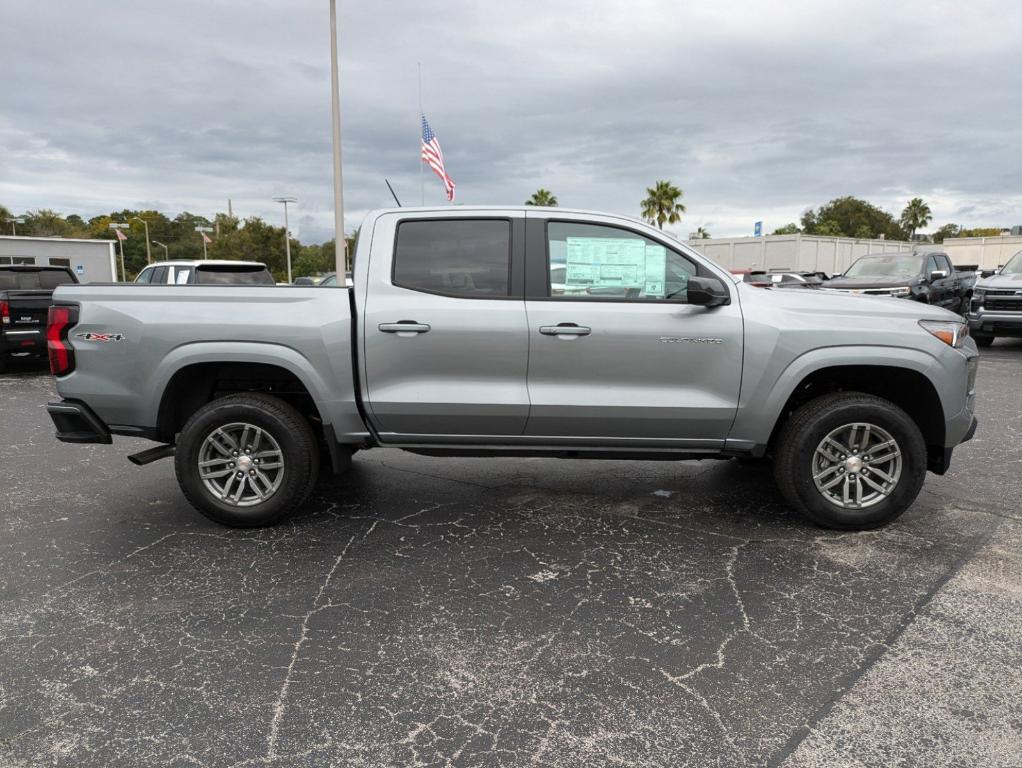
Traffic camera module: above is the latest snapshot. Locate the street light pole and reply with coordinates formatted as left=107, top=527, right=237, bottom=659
left=329, top=0, right=346, bottom=275
left=131, top=216, right=153, bottom=264
left=272, top=196, right=297, bottom=284
left=152, top=240, right=169, bottom=260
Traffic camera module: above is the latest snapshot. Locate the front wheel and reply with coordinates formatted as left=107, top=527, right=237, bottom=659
left=773, top=392, right=927, bottom=530
left=174, top=393, right=319, bottom=527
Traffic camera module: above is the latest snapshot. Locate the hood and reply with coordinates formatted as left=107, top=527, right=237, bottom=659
left=823, top=274, right=921, bottom=290
left=738, top=282, right=957, bottom=322
left=977, top=272, right=1022, bottom=291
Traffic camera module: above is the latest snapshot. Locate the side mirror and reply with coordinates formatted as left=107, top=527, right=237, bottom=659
left=929, top=270, right=948, bottom=281
left=687, top=276, right=730, bottom=307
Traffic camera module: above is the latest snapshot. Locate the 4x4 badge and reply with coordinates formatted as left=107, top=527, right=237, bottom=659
left=75, top=332, right=126, bottom=342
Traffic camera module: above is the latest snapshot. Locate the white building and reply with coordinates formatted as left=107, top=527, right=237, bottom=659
left=942, top=235, right=1022, bottom=271
left=0, top=236, right=118, bottom=283
left=684, top=234, right=914, bottom=275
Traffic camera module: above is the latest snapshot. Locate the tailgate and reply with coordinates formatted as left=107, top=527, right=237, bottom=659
left=4, top=290, right=53, bottom=328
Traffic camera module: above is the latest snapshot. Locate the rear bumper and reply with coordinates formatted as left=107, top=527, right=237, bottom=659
left=47, top=400, right=112, bottom=444
left=1, top=328, right=46, bottom=354
left=968, top=311, right=1022, bottom=337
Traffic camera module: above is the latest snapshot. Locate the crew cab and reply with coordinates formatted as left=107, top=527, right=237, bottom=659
left=824, top=251, right=976, bottom=313
left=0, top=265, right=78, bottom=372
left=134, top=260, right=274, bottom=285
left=45, top=207, right=979, bottom=531
left=967, top=249, right=1022, bottom=347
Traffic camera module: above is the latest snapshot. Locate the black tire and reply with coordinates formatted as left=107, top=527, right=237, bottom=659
left=174, top=393, right=319, bottom=527
left=974, top=334, right=994, bottom=348
left=773, top=391, right=927, bottom=530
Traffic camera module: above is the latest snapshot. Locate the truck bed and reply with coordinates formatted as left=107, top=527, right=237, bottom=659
left=50, top=284, right=367, bottom=442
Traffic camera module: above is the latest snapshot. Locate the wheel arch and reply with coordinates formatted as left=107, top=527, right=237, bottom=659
left=152, top=344, right=332, bottom=442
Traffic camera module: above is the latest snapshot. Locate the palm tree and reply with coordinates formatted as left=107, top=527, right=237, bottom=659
left=641, top=180, right=686, bottom=230
left=525, top=189, right=558, bottom=207
left=694, top=226, right=710, bottom=239
left=900, top=198, right=933, bottom=240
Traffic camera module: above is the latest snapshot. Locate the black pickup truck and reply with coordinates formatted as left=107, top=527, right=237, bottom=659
left=823, top=251, right=977, bottom=314
left=0, top=265, right=79, bottom=372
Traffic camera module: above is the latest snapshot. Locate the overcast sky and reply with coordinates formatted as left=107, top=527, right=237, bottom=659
left=2, top=0, right=1020, bottom=242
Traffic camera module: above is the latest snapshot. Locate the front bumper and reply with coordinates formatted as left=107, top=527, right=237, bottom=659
left=968, top=310, right=1022, bottom=337
left=47, top=400, right=112, bottom=444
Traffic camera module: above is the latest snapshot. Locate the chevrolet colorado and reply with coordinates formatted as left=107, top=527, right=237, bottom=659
left=45, top=207, right=978, bottom=530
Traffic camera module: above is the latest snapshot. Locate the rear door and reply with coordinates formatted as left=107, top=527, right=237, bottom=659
left=522, top=212, right=743, bottom=448
left=361, top=212, right=529, bottom=440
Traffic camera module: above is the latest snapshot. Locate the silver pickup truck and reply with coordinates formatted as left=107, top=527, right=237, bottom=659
left=46, top=207, right=979, bottom=531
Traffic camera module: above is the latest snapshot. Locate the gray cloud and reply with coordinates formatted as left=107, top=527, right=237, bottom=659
left=2, top=0, right=1020, bottom=242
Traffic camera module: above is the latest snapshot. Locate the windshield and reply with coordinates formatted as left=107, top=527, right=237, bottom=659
left=1001, top=251, right=1022, bottom=276
left=844, top=254, right=924, bottom=278
left=0, top=269, right=75, bottom=290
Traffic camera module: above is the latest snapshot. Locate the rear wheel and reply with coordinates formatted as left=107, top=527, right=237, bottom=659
left=974, top=334, right=994, bottom=348
left=773, top=392, right=927, bottom=530
left=174, top=393, right=319, bottom=527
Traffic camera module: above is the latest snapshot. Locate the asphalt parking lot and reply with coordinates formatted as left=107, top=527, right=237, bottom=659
left=1, top=343, right=1020, bottom=768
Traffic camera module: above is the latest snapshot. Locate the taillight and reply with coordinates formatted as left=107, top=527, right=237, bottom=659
left=47, top=305, right=79, bottom=376
left=0, top=300, right=9, bottom=325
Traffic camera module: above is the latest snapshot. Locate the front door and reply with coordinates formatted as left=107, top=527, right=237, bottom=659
left=362, top=213, right=530, bottom=440
left=523, top=214, right=743, bottom=448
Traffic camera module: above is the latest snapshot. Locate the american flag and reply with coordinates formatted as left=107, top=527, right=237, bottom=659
left=200, top=231, right=212, bottom=245
left=421, top=114, right=455, bottom=201
left=114, top=228, right=127, bottom=242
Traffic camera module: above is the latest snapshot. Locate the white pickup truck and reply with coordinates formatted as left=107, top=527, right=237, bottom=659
left=46, top=207, right=978, bottom=530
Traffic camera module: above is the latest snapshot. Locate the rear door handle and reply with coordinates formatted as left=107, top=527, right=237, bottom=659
left=379, top=321, right=431, bottom=334
left=539, top=324, right=591, bottom=337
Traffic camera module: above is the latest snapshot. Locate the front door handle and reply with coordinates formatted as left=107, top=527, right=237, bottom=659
left=539, top=324, right=591, bottom=337
left=379, top=321, right=431, bottom=334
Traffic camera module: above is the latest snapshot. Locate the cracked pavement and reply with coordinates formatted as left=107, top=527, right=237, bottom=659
left=1, top=342, right=1020, bottom=767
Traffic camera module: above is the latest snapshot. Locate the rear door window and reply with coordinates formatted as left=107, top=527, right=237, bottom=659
left=393, top=219, right=511, bottom=298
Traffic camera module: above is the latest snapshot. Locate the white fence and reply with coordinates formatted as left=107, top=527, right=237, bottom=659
left=942, top=235, right=1022, bottom=270
left=684, top=235, right=915, bottom=275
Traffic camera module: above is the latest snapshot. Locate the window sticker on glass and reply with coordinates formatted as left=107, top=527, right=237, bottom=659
left=564, top=237, right=668, bottom=298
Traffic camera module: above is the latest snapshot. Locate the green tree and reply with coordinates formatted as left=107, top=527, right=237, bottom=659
left=801, top=197, right=906, bottom=240
left=693, top=226, right=710, bottom=239
left=641, top=180, right=686, bottom=230
left=525, top=188, right=558, bottom=207
left=931, top=223, right=959, bottom=243
left=900, top=197, right=933, bottom=240
left=771, top=223, right=801, bottom=235
left=958, top=227, right=1002, bottom=238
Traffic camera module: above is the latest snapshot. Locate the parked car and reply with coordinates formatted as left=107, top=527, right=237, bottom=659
left=134, top=260, right=274, bottom=285
left=0, top=265, right=78, bottom=372
left=732, top=270, right=826, bottom=288
left=824, top=251, right=976, bottom=313
left=46, top=207, right=977, bottom=531
left=292, top=276, right=317, bottom=286
left=967, top=249, right=1022, bottom=347
left=317, top=271, right=353, bottom=287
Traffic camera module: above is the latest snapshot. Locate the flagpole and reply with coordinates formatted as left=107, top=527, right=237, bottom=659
left=418, top=62, right=424, bottom=206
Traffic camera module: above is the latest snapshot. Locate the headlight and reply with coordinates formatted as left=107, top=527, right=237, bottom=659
left=919, top=319, right=970, bottom=348
left=890, top=286, right=912, bottom=297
